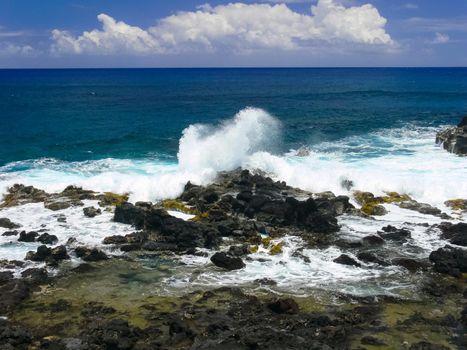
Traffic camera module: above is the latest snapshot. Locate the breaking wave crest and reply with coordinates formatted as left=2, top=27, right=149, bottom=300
left=1, top=107, right=466, bottom=208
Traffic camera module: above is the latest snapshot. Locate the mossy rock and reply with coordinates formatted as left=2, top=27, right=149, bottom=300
left=190, top=212, right=209, bottom=222
left=98, top=192, right=129, bottom=207
left=269, top=243, right=283, bottom=255
left=353, top=191, right=378, bottom=206
left=161, top=199, right=196, bottom=214
left=361, top=203, right=388, bottom=216
left=249, top=245, right=259, bottom=253
left=382, top=191, right=412, bottom=203
left=262, top=237, right=272, bottom=248
left=444, top=199, right=467, bottom=211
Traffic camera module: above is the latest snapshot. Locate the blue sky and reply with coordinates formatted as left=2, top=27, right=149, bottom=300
left=0, top=0, right=466, bottom=67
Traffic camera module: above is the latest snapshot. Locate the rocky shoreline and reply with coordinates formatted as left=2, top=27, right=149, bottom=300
left=436, top=116, right=467, bottom=156
left=0, top=167, right=466, bottom=349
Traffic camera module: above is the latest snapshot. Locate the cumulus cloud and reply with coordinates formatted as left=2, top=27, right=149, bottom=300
left=51, top=0, right=394, bottom=56
left=427, top=32, right=450, bottom=45
left=0, top=42, right=35, bottom=56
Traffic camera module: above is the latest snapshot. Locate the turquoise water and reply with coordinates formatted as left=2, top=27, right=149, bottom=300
left=1, top=68, right=466, bottom=164
left=0, top=68, right=466, bottom=204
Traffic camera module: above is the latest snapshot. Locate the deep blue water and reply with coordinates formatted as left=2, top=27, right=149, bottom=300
left=1, top=68, right=466, bottom=166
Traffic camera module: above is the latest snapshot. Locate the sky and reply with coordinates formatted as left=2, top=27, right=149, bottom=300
left=0, top=0, right=466, bottom=68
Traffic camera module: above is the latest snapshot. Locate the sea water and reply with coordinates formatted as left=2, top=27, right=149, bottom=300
left=1, top=68, right=466, bottom=295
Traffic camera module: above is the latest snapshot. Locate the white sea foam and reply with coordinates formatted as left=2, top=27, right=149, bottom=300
left=0, top=200, right=134, bottom=271
left=0, top=107, right=465, bottom=295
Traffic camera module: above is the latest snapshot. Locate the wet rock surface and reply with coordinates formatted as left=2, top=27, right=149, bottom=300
left=436, top=116, right=467, bottom=155
left=0, top=169, right=466, bottom=349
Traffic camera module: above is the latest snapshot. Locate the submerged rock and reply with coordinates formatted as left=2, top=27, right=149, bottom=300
left=436, top=116, right=467, bottom=155
left=210, top=252, right=245, bottom=270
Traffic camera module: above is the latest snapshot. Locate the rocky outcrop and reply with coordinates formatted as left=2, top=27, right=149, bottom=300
left=438, top=222, right=467, bottom=246
left=429, top=245, right=467, bottom=277
left=436, top=116, right=467, bottom=155
left=210, top=252, right=245, bottom=270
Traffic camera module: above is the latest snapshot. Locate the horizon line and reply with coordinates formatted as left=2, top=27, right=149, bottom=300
left=1, top=66, right=467, bottom=70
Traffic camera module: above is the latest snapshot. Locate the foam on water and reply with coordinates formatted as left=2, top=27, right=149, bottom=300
left=0, top=200, right=134, bottom=272
left=1, top=107, right=465, bottom=208
left=0, top=107, right=465, bottom=295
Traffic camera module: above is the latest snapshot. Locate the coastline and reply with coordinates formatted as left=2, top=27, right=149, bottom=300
left=1, top=162, right=466, bottom=349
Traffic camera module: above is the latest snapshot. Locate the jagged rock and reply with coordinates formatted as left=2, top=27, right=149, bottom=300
left=18, top=231, right=38, bottom=242
left=75, top=247, right=108, bottom=261
left=83, top=206, right=102, bottom=218
left=37, top=232, right=58, bottom=245
left=397, top=201, right=443, bottom=217
left=103, top=235, right=128, bottom=245
left=0, top=319, right=33, bottom=348
left=21, top=268, right=48, bottom=284
left=379, top=225, right=411, bottom=242
left=333, top=254, right=361, bottom=267
left=2, top=230, right=19, bottom=237
left=45, top=200, right=74, bottom=211
left=429, top=245, right=467, bottom=277
left=0, top=218, right=20, bottom=229
left=25, top=245, right=69, bottom=262
left=1, top=184, right=48, bottom=207
left=267, top=298, right=299, bottom=314
left=436, top=116, right=467, bottom=155
left=210, top=252, right=245, bottom=270
left=114, top=202, right=146, bottom=229
left=438, top=222, right=467, bottom=246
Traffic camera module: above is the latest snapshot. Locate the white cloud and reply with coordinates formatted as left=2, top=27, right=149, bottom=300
left=51, top=0, right=394, bottom=56
left=0, top=42, right=35, bottom=56
left=403, top=3, right=418, bottom=10
left=428, top=32, right=450, bottom=45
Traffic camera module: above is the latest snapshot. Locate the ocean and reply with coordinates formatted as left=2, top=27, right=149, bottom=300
left=1, top=68, right=466, bottom=204
left=1, top=68, right=466, bottom=296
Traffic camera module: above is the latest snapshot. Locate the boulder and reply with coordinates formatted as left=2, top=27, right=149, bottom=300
left=436, top=116, right=467, bottom=155
left=83, top=206, right=102, bottom=218
left=75, top=247, right=108, bottom=262
left=361, top=235, right=385, bottom=246
left=18, top=231, right=38, bottom=242
left=333, top=254, right=361, bottom=267
left=25, top=245, right=69, bottom=262
left=0, top=218, right=20, bottom=229
left=37, top=232, right=58, bottom=245
left=379, top=225, right=411, bottom=242
left=438, top=222, right=467, bottom=246
left=114, top=202, right=146, bottom=229
left=429, top=245, right=467, bottom=277
left=210, top=252, right=245, bottom=270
